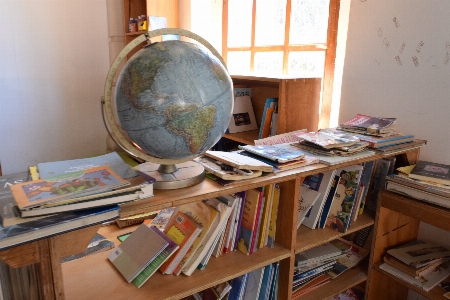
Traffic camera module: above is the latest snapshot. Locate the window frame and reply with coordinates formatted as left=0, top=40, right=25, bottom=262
left=222, top=0, right=340, bottom=129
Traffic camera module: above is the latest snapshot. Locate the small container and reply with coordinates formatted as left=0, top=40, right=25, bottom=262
left=129, top=18, right=138, bottom=33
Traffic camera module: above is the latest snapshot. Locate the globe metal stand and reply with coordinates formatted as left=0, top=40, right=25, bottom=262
left=101, top=28, right=230, bottom=189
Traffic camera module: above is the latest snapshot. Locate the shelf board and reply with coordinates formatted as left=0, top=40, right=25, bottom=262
left=223, top=129, right=259, bottom=145
left=62, top=231, right=291, bottom=300
left=295, top=211, right=374, bottom=254
left=293, top=264, right=367, bottom=300
left=372, top=265, right=449, bottom=300
left=125, top=30, right=147, bottom=36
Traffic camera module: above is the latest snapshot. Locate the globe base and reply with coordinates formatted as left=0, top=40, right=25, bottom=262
left=140, top=160, right=205, bottom=190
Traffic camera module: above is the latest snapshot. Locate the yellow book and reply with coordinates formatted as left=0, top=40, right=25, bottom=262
left=267, top=184, right=280, bottom=248
left=257, top=184, right=274, bottom=248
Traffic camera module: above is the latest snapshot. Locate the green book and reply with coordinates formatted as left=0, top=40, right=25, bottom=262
left=132, top=227, right=179, bottom=288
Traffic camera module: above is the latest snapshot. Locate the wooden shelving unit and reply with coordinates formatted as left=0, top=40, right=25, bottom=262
left=366, top=190, right=450, bottom=300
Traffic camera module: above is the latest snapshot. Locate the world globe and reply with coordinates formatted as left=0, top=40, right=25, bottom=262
left=103, top=29, right=233, bottom=189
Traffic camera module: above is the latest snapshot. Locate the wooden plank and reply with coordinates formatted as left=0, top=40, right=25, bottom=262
left=0, top=241, right=40, bottom=267
left=62, top=242, right=290, bottom=300
left=367, top=267, right=409, bottom=300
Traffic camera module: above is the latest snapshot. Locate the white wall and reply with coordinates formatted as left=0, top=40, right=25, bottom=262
left=0, top=1, right=110, bottom=175
left=340, top=0, right=450, bottom=165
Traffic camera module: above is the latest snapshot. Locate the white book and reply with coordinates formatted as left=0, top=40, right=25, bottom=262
left=297, top=186, right=321, bottom=228
left=301, top=170, right=337, bottom=229
left=243, top=267, right=265, bottom=300
left=228, top=95, right=258, bottom=133
left=295, top=242, right=344, bottom=267
left=380, top=260, right=450, bottom=292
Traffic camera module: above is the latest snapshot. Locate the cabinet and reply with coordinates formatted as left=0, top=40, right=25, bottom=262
left=224, top=75, right=322, bottom=145
left=57, top=149, right=419, bottom=300
left=366, top=190, right=450, bottom=300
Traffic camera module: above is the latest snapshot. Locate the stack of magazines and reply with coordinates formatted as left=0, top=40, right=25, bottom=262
left=293, top=130, right=369, bottom=157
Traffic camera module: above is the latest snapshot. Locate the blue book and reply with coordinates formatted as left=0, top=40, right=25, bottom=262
left=317, top=175, right=341, bottom=229
left=268, top=262, right=279, bottom=300
left=229, top=273, right=249, bottom=300
left=258, top=264, right=274, bottom=300
left=37, top=151, right=138, bottom=179
left=0, top=205, right=119, bottom=251
left=258, top=98, right=278, bottom=139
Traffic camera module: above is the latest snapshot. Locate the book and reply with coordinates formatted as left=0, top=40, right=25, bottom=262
left=159, top=211, right=203, bottom=275
left=270, top=104, right=278, bottom=137
left=115, top=210, right=159, bottom=228
left=325, top=165, right=363, bottom=233
left=19, top=182, right=153, bottom=217
left=294, top=131, right=360, bottom=149
left=145, top=207, right=175, bottom=231
left=267, top=184, right=280, bottom=248
left=234, top=190, right=247, bottom=250
left=172, top=201, right=219, bottom=275
left=294, top=148, right=376, bottom=166
left=295, top=241, right=345, bottom=268
left=182, top=197, right=236, bottom=276
left=132, top=227, right=179, bottom=288
left=383, top=253, right=444, bottom=278
left=372, top=139, right=427, bottom=155
left=387, top=241, right=450, bottom=265
left=387, top=173, right=450, bottom=198
left=204, top=150, right=274, bottom=172
left=317, top=174, right=341, bottom=229
left=107, top=223, right=169, bottom=282
left=0, top=205, right=119, bottom=251
left=237, top=188, right=262, bottom=255
left=326, top=238, right=369, bottom=278
left=340, top=114, right=397, bottom=134
left=228, top=274, right=249, bottom=300
left=258, top=264, right=274, bottom=300
left=301, top=170, right=337, bottom=229
left=37, top=151, right=138, bottom=179
left=238, top=150, right=318, bottom=172
left=228, top=95, right=258, bottom=133
left=380, top=260, right=450, bottom=292
left=292, top=273, right=330, bottom=297
left=297, top=186, right=321, bottom=228
left=258, top=98, right=278, bottom=139
left=238, top=144, right=305, bottom=163
left=385, top=180, right=450, bottom=209
left=11, top=165, right=130, bottom=211
left=212, top=281, right=232, bottom=300
left=234, top=86, right=252, bottom=98
left=254, top=129, right=306, bottom=146
left=243, top=266, right=265, bottom=300
left=356, top=161, right=376, bottom=216
left=365, top=159, right=392, bottom=211
left=61, top=233, right=115, bottom=263
left=195, top=156, right=263, bottom=181
left=409, top=160, right=450, bottom=186
left=268, top=262, right=280, bottom=300
left=257, top=184, right=274, bottom=248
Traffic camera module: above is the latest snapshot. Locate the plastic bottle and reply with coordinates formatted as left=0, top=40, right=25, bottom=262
left=129, top=18, right=137, bottom=33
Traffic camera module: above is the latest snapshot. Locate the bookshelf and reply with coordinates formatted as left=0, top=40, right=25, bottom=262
left=366, top=190, right=450, bottom=300
left=223, top=75, right=322, bottom=145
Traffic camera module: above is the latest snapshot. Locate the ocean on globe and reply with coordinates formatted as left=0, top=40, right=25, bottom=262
left=114, top=40, right=233, bottom=161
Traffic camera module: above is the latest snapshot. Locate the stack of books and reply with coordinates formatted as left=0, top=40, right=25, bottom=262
left=385, top=161, right=450, bottom=209
left=336, top=114, right=426, bottom=155
left=292, top=238, right=368, bottom=297
left=237, top=144, right=319, bottom=172
left=379, top=240, right=450, bottom=292
left=293, top=130, right=369, bottom=157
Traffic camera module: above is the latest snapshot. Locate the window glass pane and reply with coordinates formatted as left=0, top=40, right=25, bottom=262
left=255, top=0, right=286, bottom=46
left=227, top=0, right=253, bottom=47
left=227, top=51, right=251, bottom=75
left=288, top=51, right=325, bottom=77
left=290, top=0, right=330, bottom=44
left=254, top=52, right=283, bottom=75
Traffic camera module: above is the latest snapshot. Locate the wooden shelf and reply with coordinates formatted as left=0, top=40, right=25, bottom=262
left=372, top=265, right=449, bottom=300
left=223, top=129, right=259, bottom=145
left=62, top=224, right=291, bottom=300
left=294, top=264, right=368, bottom=300
left=295, top=211, right=375, bottom=254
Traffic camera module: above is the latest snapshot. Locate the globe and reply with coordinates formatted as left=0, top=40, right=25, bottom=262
left=115, top=40, right=233, bottom=161
left=103, top=29, right=233, bottom=189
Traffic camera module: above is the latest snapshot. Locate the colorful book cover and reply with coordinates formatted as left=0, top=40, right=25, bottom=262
left=258, top=264, right=274, bottom=300
left=172, top=201, right=219, bottom=275
left=0, top=205, right=119, bottom=251
left=107, top=223, right=169, bottom=282
left=325, top=165, right=363, bottom=233
left=238, top=145, right=305, bottom=163
left=317, top=175, right=341, bottom=229
left=11, top=165, right=130, bottom=211
left=237, top=188, right=261, bottom=255
left=228, top=274, right=249, bottom=300
left=409, top=160, right=450, bottom=185
left=132, top=227, right=179, bottom=288
left=258, top=98, right=278, bottom=139
left=327, top=238, right=369, bottom=279
left=294, top=131, right=360, bottom=149
left=340, top=114, right=396, bottom=133
left=159, top=211, right=202, bottom=274
left=267, top=184, right=280, bottom=248
left=0, top=171, right=30, bottom=226
left=258, top=184, right=274, bottom=248
left=37, top=151, right=137, bottom=179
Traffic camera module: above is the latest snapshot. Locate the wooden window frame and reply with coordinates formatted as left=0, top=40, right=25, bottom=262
left=222, top=0, right=340, bottom=129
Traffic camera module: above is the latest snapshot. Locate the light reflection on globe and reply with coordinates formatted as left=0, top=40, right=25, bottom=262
left=114, top=40, right=233, bottom=161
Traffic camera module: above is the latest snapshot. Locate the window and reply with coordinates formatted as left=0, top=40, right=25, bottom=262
left=222, top=0, right=340, bottom=128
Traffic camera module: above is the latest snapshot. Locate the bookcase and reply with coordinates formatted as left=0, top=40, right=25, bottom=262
left=44, top=148, right=418, bottom=300
left=224, top=75, right=322, bottom=145
left=366, top=190, right=450, bottom=300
